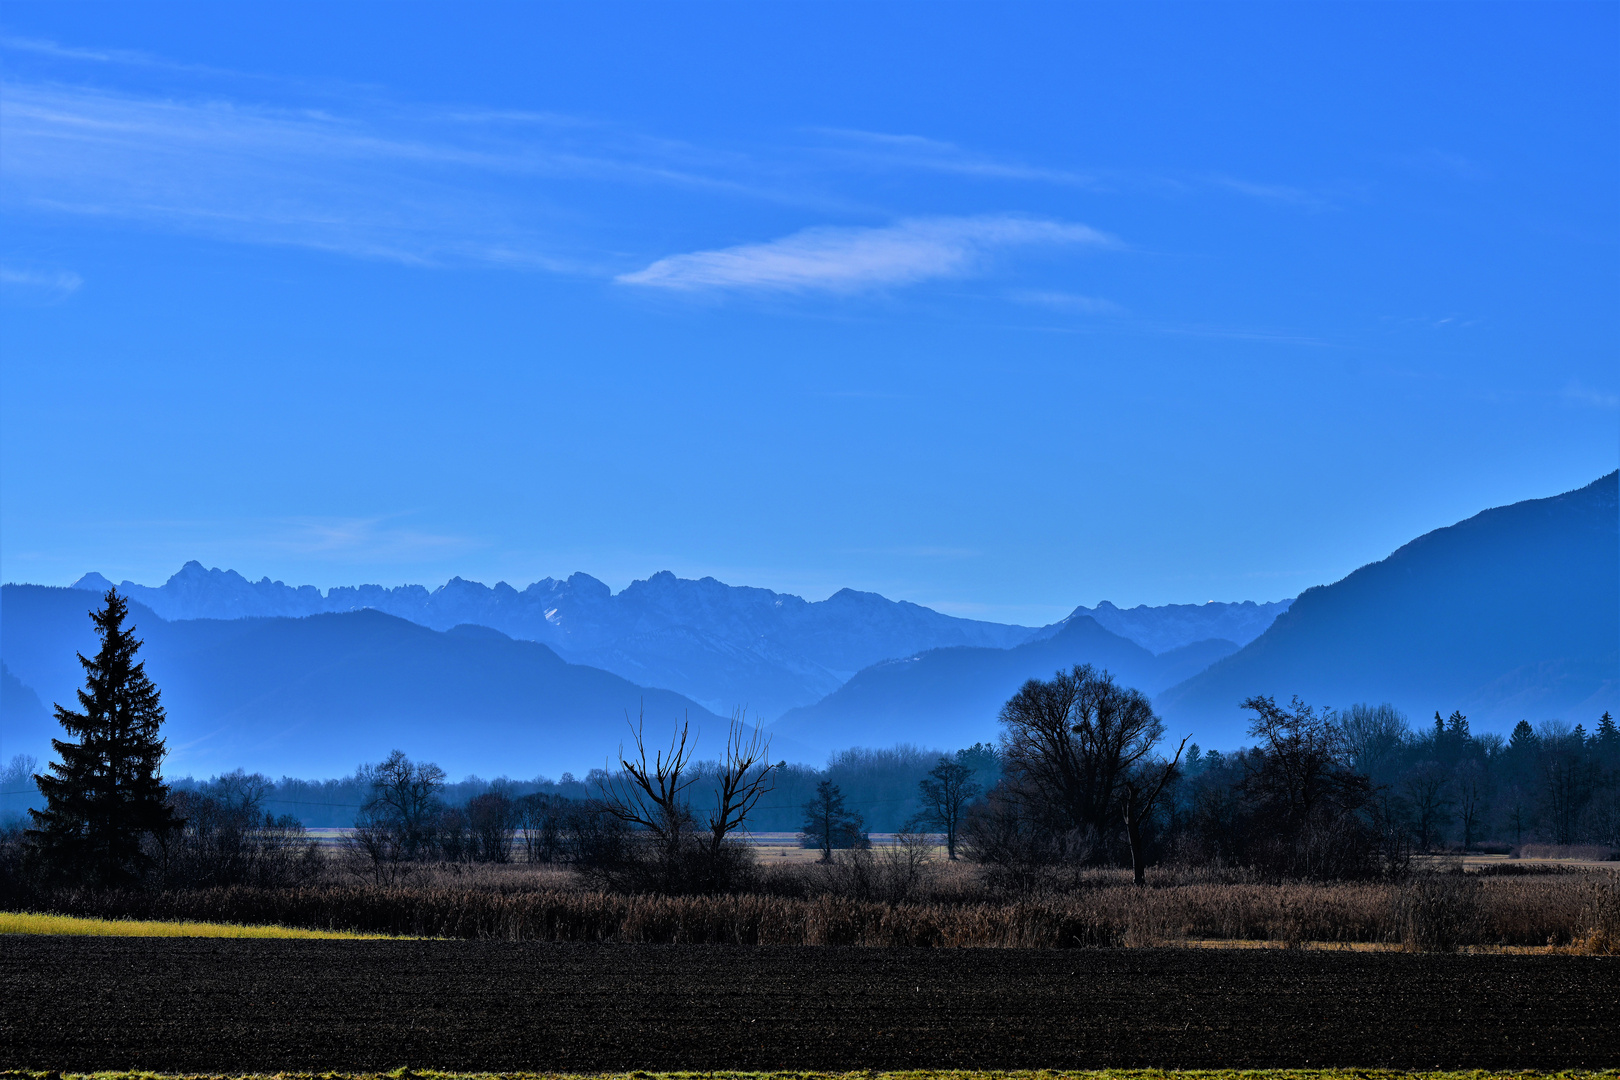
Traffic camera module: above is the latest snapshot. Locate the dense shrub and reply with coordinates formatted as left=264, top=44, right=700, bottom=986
left=154, top=788, right=322, bottom=889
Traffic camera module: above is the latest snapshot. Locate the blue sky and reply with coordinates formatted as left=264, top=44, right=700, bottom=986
left=2, top=2, right=1615, bottom=626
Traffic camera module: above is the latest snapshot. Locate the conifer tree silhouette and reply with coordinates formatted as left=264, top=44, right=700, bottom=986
left=28, top=590, right=178, bottom=885
left=799, top=779, right=866, bottom=863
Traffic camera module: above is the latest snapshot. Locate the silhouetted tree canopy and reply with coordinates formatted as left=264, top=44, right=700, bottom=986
left=800, top=780, right=867, bottom=862
left=27, top=590, right=179, bottom=886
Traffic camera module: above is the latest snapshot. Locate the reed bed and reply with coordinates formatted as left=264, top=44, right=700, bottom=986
left=9, top=872, right=1616, bottom=950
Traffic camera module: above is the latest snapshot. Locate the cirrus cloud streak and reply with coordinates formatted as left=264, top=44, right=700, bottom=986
left=617, top=215, right=1114, bottom=293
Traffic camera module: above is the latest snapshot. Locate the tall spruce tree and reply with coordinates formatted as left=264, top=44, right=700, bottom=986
left=27, top=590, right=178, bottom=885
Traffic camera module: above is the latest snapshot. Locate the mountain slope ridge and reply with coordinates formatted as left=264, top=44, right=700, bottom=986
left=1156, top=471, right=1619, bottom=745
left=0, top=585, right=753, bottom=779
left=769, top=615, right=1242, bottom=759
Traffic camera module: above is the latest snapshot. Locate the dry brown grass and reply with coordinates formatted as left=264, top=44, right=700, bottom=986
left=10, top=867, right=1616, bottom=950
left=5, top=1072, right=1617, bottom=1080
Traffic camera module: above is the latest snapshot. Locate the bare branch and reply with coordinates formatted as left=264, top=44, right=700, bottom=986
left=706, top=708, right=775, bottom=856
left=595, top=705, right=697, bottom=860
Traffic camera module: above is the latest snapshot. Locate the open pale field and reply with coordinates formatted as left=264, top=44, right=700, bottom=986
left=304, top=830, right=948, bottom=864
left=2, top=938, right=1615, bottom=1070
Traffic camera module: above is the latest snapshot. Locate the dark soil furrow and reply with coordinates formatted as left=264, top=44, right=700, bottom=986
left=2, top=938, right=1616, bottom=1070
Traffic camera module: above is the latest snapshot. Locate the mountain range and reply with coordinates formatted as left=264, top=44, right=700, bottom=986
left=778, top=473, right=1617, bottom=756
left=3, top=473, right=1610, bottom=780
left=0, top=586, right=738, bottom=780
left=66, top=564, right=1286, bottom=718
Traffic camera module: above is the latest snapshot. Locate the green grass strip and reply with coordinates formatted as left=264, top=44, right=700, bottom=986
left=1, top=1071, right=1616, bottom=1080
left=0, top=911, right=405, bottom=940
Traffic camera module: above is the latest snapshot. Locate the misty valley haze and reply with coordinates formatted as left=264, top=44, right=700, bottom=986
left=1, top=473, right=1614, bottom=782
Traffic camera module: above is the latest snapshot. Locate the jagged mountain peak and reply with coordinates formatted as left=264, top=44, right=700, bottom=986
left=1062, top=596, right=1294, bottom=654
left=50, top=560, right=1295, bottom=722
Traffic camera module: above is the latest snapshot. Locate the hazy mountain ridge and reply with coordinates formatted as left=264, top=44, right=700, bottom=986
left=773, top=473, right=1616, bottom=759
left=1156, top=471, right=1619, bottom=746
left=0, top=584, right=752, bottom=779
left=64, top=564, right=1290, bottom=718
left=769, top=616, right=1242, bottom=760
left=7, top=476, right=1607, bottom=777
left=67, top=565, right=1037, bottom=716
left=1062, top=598, right=1291, bottom=653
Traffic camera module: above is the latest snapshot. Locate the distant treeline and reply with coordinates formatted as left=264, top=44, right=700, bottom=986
left=1, top=742, right=1002, bottom=835
left=1211, top=705, right=1620, bottom=850
left=7, top=708, right=1616, bottom=852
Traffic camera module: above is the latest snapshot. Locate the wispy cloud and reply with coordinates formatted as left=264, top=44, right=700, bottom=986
left=1210, top=175, right=1330, bottom=210
left=1012, top=289, right=1123, bottom=315
left=0, top=81, right=575, bottom=267
left=618, top=215, right=1114, bottom=293
left=808, top=127, right=1099, bottom=186
left=811, top=128, right=1335, bottom=211
left=256, top=516, right=478, bottom=562
left=0, top=265, right=83, bottom=299
left=1563, top=381, right=1620, bottom=410
left=0, top=79, right=826, bottom=269
left=2, top=34, right=177, bottom=68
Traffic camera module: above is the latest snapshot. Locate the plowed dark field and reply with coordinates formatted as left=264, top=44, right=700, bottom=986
left=2, top=938, right=1616, bottom=1070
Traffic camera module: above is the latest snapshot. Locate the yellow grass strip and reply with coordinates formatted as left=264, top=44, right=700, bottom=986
left=2, top=1071, right=1616, bottom=1080
left=0, top=911, right=403, bottom=940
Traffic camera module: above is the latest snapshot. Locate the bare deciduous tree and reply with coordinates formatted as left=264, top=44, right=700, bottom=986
left=1242, top=696, right=1352, bottom=821
left=1000, top=664, right=1165, bottom=838
left=467, top=791, right=517, bottom=863
left=1454, top=761, right=1490, bottom=851
left=1118, top=735, right=1187, bottom=885
left=597, top=709, right=698, bottom=872
left=913, top=755, right=981, bottom=860
left=1400, top=760, right=1453, bottom=852
left=516, top=792, right=568, bottom=864
left=595, top=707, right=775, bottom=891
left=346, top=750, right=447, bottom=880
left=703, top=710, right=776, bottom=860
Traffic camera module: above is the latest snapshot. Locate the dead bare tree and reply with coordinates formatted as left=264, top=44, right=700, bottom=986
left=594, top=707, right=775, bottom=892
left=703, top=709, right=777, bottom=859
left=596, top=708, right=698, bottom=872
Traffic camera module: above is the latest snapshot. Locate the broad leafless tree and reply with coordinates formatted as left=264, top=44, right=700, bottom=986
left=466, top=791, right=517, bottom=863
left=999, top=664, right=1165, bottom=838
left=346, top=750, right=447, bottom=879
left=1400, top=761, right=1454, bottom=852
left=1336, top=702, right=1408, bottom=783
left=596, top=707, right=776, bottom=889
left=1454, top=760, right=1490, bottom=851
left=1241, top=696, right=1353, bottom=821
